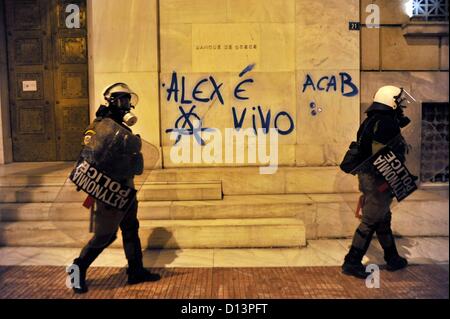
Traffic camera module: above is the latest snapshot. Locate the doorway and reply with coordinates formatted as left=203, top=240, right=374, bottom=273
left=4, top=0, right=89, bottom=162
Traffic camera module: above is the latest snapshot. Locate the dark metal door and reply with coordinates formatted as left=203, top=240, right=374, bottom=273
left=4, top=0, right=89, bottom=162
left=52, top=0, right=89, bottom=161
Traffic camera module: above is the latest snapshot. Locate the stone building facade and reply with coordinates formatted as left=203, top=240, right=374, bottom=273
left=0, top=0, right=448, bottom=182
left=1, top=0, right=447, bottom=181
left=0, top=0, right=448, bottom=249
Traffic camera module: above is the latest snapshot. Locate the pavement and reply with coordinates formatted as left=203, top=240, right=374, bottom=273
left=0, top=237, right=448, bottom=299
left=0, top=238, right=447, bottom=268
left=0, top=264, right=448, bottom=299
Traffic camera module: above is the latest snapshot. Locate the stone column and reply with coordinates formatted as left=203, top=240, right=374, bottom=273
left=87, top=0, right=161, bottom=168
left=295, top=0, right=361, bottom=166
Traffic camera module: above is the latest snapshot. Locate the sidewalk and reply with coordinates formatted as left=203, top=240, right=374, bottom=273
left=0, top=238, right=447, bottom=268
left=0, top=237, right=448, bottom=299
left=0, top=264, right=448, bottom=299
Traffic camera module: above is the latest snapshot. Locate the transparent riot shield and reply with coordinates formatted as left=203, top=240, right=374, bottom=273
left=334, top=120, right=447, bottom=218
left=50, top=118, right=160, bottom=249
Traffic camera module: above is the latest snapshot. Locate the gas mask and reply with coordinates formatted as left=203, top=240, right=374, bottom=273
left=103, top=83, right=139, bottom=127
left=110, top=93, right=138, bottom=127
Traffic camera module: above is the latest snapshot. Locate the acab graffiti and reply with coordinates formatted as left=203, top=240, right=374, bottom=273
left=302, top=72, right=359, bottom=97
left=301, top=72, right=359, bottom=117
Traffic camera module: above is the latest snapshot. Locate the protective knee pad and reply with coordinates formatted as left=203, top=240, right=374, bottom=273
left=352, top=222, right=376, bottom=252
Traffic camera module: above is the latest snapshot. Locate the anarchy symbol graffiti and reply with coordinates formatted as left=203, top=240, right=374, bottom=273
left=165, top=105, right=214, bottom=146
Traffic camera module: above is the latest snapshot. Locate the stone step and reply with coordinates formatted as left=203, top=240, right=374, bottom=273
left=0, top=218, right=306, bottom=249
left=310, top=192, right=449, bottom=239
left=1, top=163, right=360, bottom=194
left=0, top=181, right=222, bottom=203
left=0, top=175, right=68, bottom=187
left=145, top=167, right=360, bottom=195
left=0, top=162, right=72, bottom=186
left=0, top=195, right=313, bottom=221
left=140, top=181, right=222, bottom=201
left=4, top=163, right=449, bottom=197
left=0, top=191, right=447, bottom=239
left=0, top=186, right=62, bottom=203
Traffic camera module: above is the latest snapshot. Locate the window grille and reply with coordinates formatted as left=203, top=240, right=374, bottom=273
left=421, top=103, right=449, bottom=183
left=411, top=0, right=449, bottom=21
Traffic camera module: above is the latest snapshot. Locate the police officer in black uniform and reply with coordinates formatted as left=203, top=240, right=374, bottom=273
left=70, top=83, right=160, bottom=294
left=342, top=86, right=412, bottom=279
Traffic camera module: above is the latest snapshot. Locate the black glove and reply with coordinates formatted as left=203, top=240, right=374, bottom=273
left=132, top=152, right=144, bottom=175
left=398, top=116, right=411, bottom=128
left=396, top=107, right=411, bottom=128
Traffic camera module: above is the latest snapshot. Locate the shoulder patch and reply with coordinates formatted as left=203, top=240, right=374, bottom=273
left=84, top=129, right=96, bottom=136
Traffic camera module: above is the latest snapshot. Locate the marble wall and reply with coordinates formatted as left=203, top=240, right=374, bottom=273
left=1, top=0, right=361, bottom=167
left=87, top=0, right=162, bottom=168
left=3, top=0, right=446, bottom=172
left=295, top=0, right=360, bottom=166
left=159, top=0, right=361, bottom=168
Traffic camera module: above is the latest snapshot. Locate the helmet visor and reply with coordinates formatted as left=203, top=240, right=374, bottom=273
left=111, top=92, right=139, bottom=108
left=396, top=88, right=417, bottom=108
left=106, top=83, right=139, bottom=107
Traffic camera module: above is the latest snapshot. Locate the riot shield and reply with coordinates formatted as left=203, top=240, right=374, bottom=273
left=49, top=118, right=160, bottom=249
left=334, top=120, right=446, bottom=218
left=350, top=133, right=418, bottom=202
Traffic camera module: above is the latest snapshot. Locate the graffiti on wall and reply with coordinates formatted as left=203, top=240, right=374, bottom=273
left=301, top=72, right=359, bottom=117
left=161, top=66, right=360, bottom=172
left=164, top=65, right=295, bottom=145
left=163, top=65, right=284, bottom=174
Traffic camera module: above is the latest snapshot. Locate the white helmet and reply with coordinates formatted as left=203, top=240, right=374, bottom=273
left=374, top=86, right=402, bottom=109
left=101, top=82, right=139, bottom=126
left=372, top=86, right=416, bottom=110
left=103, top=82, right=139, bottom=107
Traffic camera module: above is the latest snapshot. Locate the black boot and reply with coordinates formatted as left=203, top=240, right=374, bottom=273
left=342, top=246, right=370, bottom=279
left=68, top=246, right=104, bottom=294
left=127, top=260, right=161, bottom=285
left=376, top=222, right=408, bottom=272
left=384, top=244, right=408, bottom=271
left=68, top=258, right=88, bottom=294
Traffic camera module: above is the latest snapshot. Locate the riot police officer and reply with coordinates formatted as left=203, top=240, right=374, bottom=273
left=342, top=86, right=412, bottom=279
left=69, top=83, right=160, bottom=294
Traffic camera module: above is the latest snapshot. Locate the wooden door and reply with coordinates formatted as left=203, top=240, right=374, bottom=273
left=4, top=0, right=89, bottom=162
